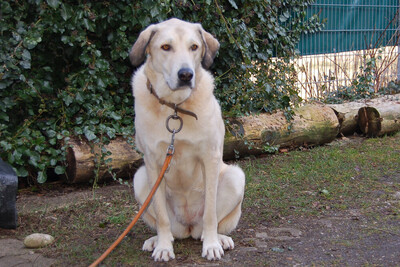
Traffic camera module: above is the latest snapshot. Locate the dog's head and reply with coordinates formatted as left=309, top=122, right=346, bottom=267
left=129, top=18, right=220, bottom=92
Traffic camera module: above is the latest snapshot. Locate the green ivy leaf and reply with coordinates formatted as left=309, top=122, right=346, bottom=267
left=54, top=165, right=65, bottom=175
left=150, top=6, right=160, bottom=18
left=83, top=19, right=92, bottom=31
left=75, top=92, right=84, bottom=103
left=22, top=49, right=31, bottom=61
left=0, top=112, right=9, bottom=122
left=63, top=95, right=73, bottom=106
left=60, top=4, right=72, bottom=21
left=24, top=36, right=42, bottom=49
left=228, top=0, right=238, bottom=10
left=84, top=127, right=97, bottom=141
left=20, top=60, right=31, bottom=69
left=37, top=171, right=47, bottom=183
left=50, top=159, right=57, bottom=166
left=109, top=112, right=121, bottom=121
left=16, top=167, right=29, bottom=177
left=46, top=0, right=60, bottom=9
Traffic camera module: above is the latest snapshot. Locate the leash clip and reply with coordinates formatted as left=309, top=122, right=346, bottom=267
left=167, top=130, right=176, bottom=156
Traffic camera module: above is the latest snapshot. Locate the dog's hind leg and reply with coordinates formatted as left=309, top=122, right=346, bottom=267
left=200, top=162, right=245, bottom=260
left=216, top=164, right=245, bottom=249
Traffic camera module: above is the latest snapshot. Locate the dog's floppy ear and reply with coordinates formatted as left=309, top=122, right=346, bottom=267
left=199, top=28, right=220, bottom=69
left=129, top=25, right=157, bottom=67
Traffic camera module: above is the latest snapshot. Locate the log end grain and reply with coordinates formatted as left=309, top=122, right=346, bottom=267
left=358, top=107, right=381, bottom=137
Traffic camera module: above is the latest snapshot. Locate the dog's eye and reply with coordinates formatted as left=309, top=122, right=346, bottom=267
left=190, top=44, right=198, bottom=51
left=161, top=44, right=171, bottom=51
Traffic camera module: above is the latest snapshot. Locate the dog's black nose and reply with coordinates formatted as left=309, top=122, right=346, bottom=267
left=178, top=68, right=194, bottom=82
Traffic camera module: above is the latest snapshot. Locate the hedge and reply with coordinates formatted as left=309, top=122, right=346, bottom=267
left=0, top=0, right=322, bottom=183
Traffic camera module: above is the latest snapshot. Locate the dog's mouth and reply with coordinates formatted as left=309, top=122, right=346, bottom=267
left=175, top=81, right=194, bottom=90
left=167, top=82, right=193, bottom=91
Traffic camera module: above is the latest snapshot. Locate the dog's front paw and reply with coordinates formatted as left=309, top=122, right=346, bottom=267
left=201, top=238, right=224, bottom=260
left=143, top=235, right=175, bottom=261
left=152, top=244, right=175, bottom=262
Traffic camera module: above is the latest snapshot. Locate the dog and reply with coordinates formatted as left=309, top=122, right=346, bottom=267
left=130, top=18, right=245, bottom=262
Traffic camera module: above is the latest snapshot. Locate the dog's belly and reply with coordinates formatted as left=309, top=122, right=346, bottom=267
left=167, top=191, right=205, bottom=225
left=165, top=155, right=206, bottom=226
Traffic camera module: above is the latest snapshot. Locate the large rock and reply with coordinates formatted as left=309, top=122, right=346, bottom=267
left=24, top=233, right=55, bottom=248
left=0, top=158, right=18, bottom=229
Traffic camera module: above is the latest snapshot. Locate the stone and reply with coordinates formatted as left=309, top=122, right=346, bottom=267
left=24, top=233, right=55, bottom=248
left=255, top=232, right=269, bottom=239
left=269, top=227, right=302, bottom=238
left=256, top=227, right=302, bottom=241
left=0, top=158, right=18, bottom=229
left=255, top=239, right=269, bottom=248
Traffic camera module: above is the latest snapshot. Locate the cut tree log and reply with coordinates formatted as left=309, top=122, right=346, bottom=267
left=357, top=97, right=400, bottom=137
left=65, top=137, right=142, bottom=183
left=224, top=104, right=340, bottom=159
left=328, top=94, right=400, bottom=137
left=327, top=102, right=366, bottom=135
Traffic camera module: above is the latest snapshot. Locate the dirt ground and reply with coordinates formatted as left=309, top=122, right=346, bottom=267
left=1, top=178, right=399, bottom=266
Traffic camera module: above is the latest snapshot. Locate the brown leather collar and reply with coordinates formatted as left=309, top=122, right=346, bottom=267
left=146, top=79, right=198, bottom=120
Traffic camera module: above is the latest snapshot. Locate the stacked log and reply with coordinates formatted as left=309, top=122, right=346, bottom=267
left=65, top=94, right=400, bottom=183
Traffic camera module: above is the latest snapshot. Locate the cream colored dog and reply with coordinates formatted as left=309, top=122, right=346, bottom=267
left=130, top=18, right=245, bottom=262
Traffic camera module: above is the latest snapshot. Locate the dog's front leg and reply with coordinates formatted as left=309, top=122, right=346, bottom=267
left=143, top=163, right=175, bottom=262
left=201, top=155, right=224, bottom=260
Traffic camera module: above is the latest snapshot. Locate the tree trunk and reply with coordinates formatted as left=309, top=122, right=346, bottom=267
left=223, top=104, right=340, bottom=159
left=65, top=137, right=142, bottom=183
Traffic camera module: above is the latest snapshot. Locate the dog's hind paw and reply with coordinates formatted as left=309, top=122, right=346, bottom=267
left=218, top=234, right=234, bottom=250
left=142, top=236, right=158, bottom=251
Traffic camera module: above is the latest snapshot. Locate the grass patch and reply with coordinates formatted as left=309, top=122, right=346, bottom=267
left=241, top=134, right=400, bottom=222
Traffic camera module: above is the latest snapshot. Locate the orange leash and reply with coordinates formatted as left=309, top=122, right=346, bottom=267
left=89, top=151, right=174, bottom=267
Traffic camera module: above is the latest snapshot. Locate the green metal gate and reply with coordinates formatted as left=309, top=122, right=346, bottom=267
left=298, top=0, right=399, bottom=55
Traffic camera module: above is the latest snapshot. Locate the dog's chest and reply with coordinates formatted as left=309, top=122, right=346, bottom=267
left=165, top=139, right=205, bottom=188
